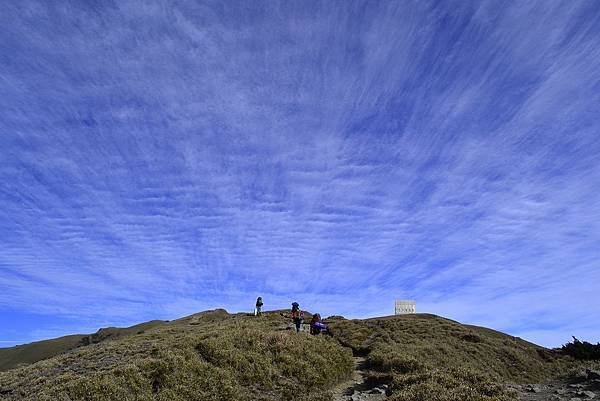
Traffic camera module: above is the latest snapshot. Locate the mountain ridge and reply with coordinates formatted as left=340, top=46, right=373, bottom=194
left=0, top=309, right=593, bottom=401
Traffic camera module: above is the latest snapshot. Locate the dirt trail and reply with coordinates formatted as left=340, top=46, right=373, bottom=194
left=332, top=356, right=387, bottom=401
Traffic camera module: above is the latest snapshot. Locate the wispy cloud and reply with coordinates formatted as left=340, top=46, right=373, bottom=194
left=1, top=1, right=599, bottom=347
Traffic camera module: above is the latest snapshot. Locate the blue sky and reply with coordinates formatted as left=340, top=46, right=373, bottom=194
left=1, top=1, right=599, bottom=348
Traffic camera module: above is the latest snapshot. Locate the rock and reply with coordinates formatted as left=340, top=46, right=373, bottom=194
left=557, top=389, right=570, bottom=395
left=571, top=398, right=583, bottom=401
left=588, top=370, right=600, bottom=381
left=571, top=384, right=585, bottom=389
left=577, top=391, right=596, bottom=399
left=525, top=384, right=542, bottom=393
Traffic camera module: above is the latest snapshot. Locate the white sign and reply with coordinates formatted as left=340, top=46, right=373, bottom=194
left=395, top=300, right=416, bottom=314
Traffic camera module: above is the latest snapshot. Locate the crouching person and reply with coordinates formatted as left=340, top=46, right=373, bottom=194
left=310, top=313, right=328, bottom=335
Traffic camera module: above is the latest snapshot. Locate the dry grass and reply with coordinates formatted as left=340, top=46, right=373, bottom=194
left=1, top=310, right=587, bottom=401
left=0, top=320, right=166, bottom=372
left=387, top=367, right=518, bottom=401
left=326, top=313, right=578, bottom=401
left=0, top=310, right=353, bottom=401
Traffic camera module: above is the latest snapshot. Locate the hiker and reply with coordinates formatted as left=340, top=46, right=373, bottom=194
left=255, top=296, right=263, bottom=316
left=291, top=302, right=303, bottom=332
left=310, top=313, right=321, bottom=335
left=310, top=313, right=327, bottom=335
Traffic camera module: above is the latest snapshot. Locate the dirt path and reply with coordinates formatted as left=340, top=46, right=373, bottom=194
left=332, top=356, right=387, bottom=401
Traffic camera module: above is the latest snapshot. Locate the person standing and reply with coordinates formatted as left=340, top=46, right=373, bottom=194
left=255, top=297, right=263, bottom=316
left=291, top=302, right=303, bottom=332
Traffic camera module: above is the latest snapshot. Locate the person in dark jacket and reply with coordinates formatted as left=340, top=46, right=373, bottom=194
left=291, top=302, right=303, bottom=332
left=255, top=296, right=263, bottom=316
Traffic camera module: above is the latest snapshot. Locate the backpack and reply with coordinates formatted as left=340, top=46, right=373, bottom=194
left=291, top=306, right=302, bottom=319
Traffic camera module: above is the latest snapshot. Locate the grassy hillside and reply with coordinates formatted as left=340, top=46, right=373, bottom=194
left=326, top=314, right=574, bottom=401
left=0, top=310, right=353, bottom=401
left=0, top=311, right=583, bottom=401
left=0, top=320, right=166, bottom=372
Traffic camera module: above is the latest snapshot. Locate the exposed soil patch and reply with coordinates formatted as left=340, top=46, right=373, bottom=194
left=332, top=356, right=387, bottom=401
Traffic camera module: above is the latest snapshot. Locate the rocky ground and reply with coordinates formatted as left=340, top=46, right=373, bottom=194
left=512, top=369, right=600, bottom=401
left=334, top=363, right=600, bottom=401
left=332, top=356, right=387, bottom=401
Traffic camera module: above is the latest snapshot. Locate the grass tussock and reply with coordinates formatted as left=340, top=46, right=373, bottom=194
left=387, top=367, right=518, bottom=401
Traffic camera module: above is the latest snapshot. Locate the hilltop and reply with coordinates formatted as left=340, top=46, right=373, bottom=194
left=0, top=310, right=596, bottom=401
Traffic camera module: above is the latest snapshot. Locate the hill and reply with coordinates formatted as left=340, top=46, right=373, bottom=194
left=0, top=310, right=591, bottom=401
left=327, top=314, right=568, bottom=382
left=326, top=314, right=578, bottom=401
left=0, top=320, right=166, bottom=371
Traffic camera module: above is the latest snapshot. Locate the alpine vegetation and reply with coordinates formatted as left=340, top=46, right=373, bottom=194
left=1, top=310, right=598, bottom=401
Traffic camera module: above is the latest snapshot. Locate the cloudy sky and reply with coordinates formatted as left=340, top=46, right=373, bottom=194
left=1, top=1, right=599, bottom=348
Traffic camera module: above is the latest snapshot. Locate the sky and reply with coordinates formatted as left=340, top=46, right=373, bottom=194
left=1, top=1, right=599, bottom=348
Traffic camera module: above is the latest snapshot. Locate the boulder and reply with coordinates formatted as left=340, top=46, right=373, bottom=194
left=0, top=388, right=13, bottom=396
left=570, top=384, right=585, bottom=389
left=577, top=391, right=596, bottom=399
left=525, top=384, right=542, bottom=393
left=587, top=370, right=600, bottom=381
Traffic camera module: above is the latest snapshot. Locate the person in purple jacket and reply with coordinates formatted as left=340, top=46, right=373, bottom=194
left=310, top=313, right=327, bottom=335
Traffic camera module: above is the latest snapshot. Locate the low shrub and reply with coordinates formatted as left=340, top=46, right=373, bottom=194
left=387, top=367, right=518, bottom=401
left=561, top=337, right=600, bottom=360
left=367, top=347, right=427, bottom=374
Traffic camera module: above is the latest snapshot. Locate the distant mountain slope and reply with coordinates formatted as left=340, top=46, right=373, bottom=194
left=0, top=334, right=86, bottom=372
left=0, top=311, right=583, bottom=401
left=0, top=320, right=166, bottom=371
